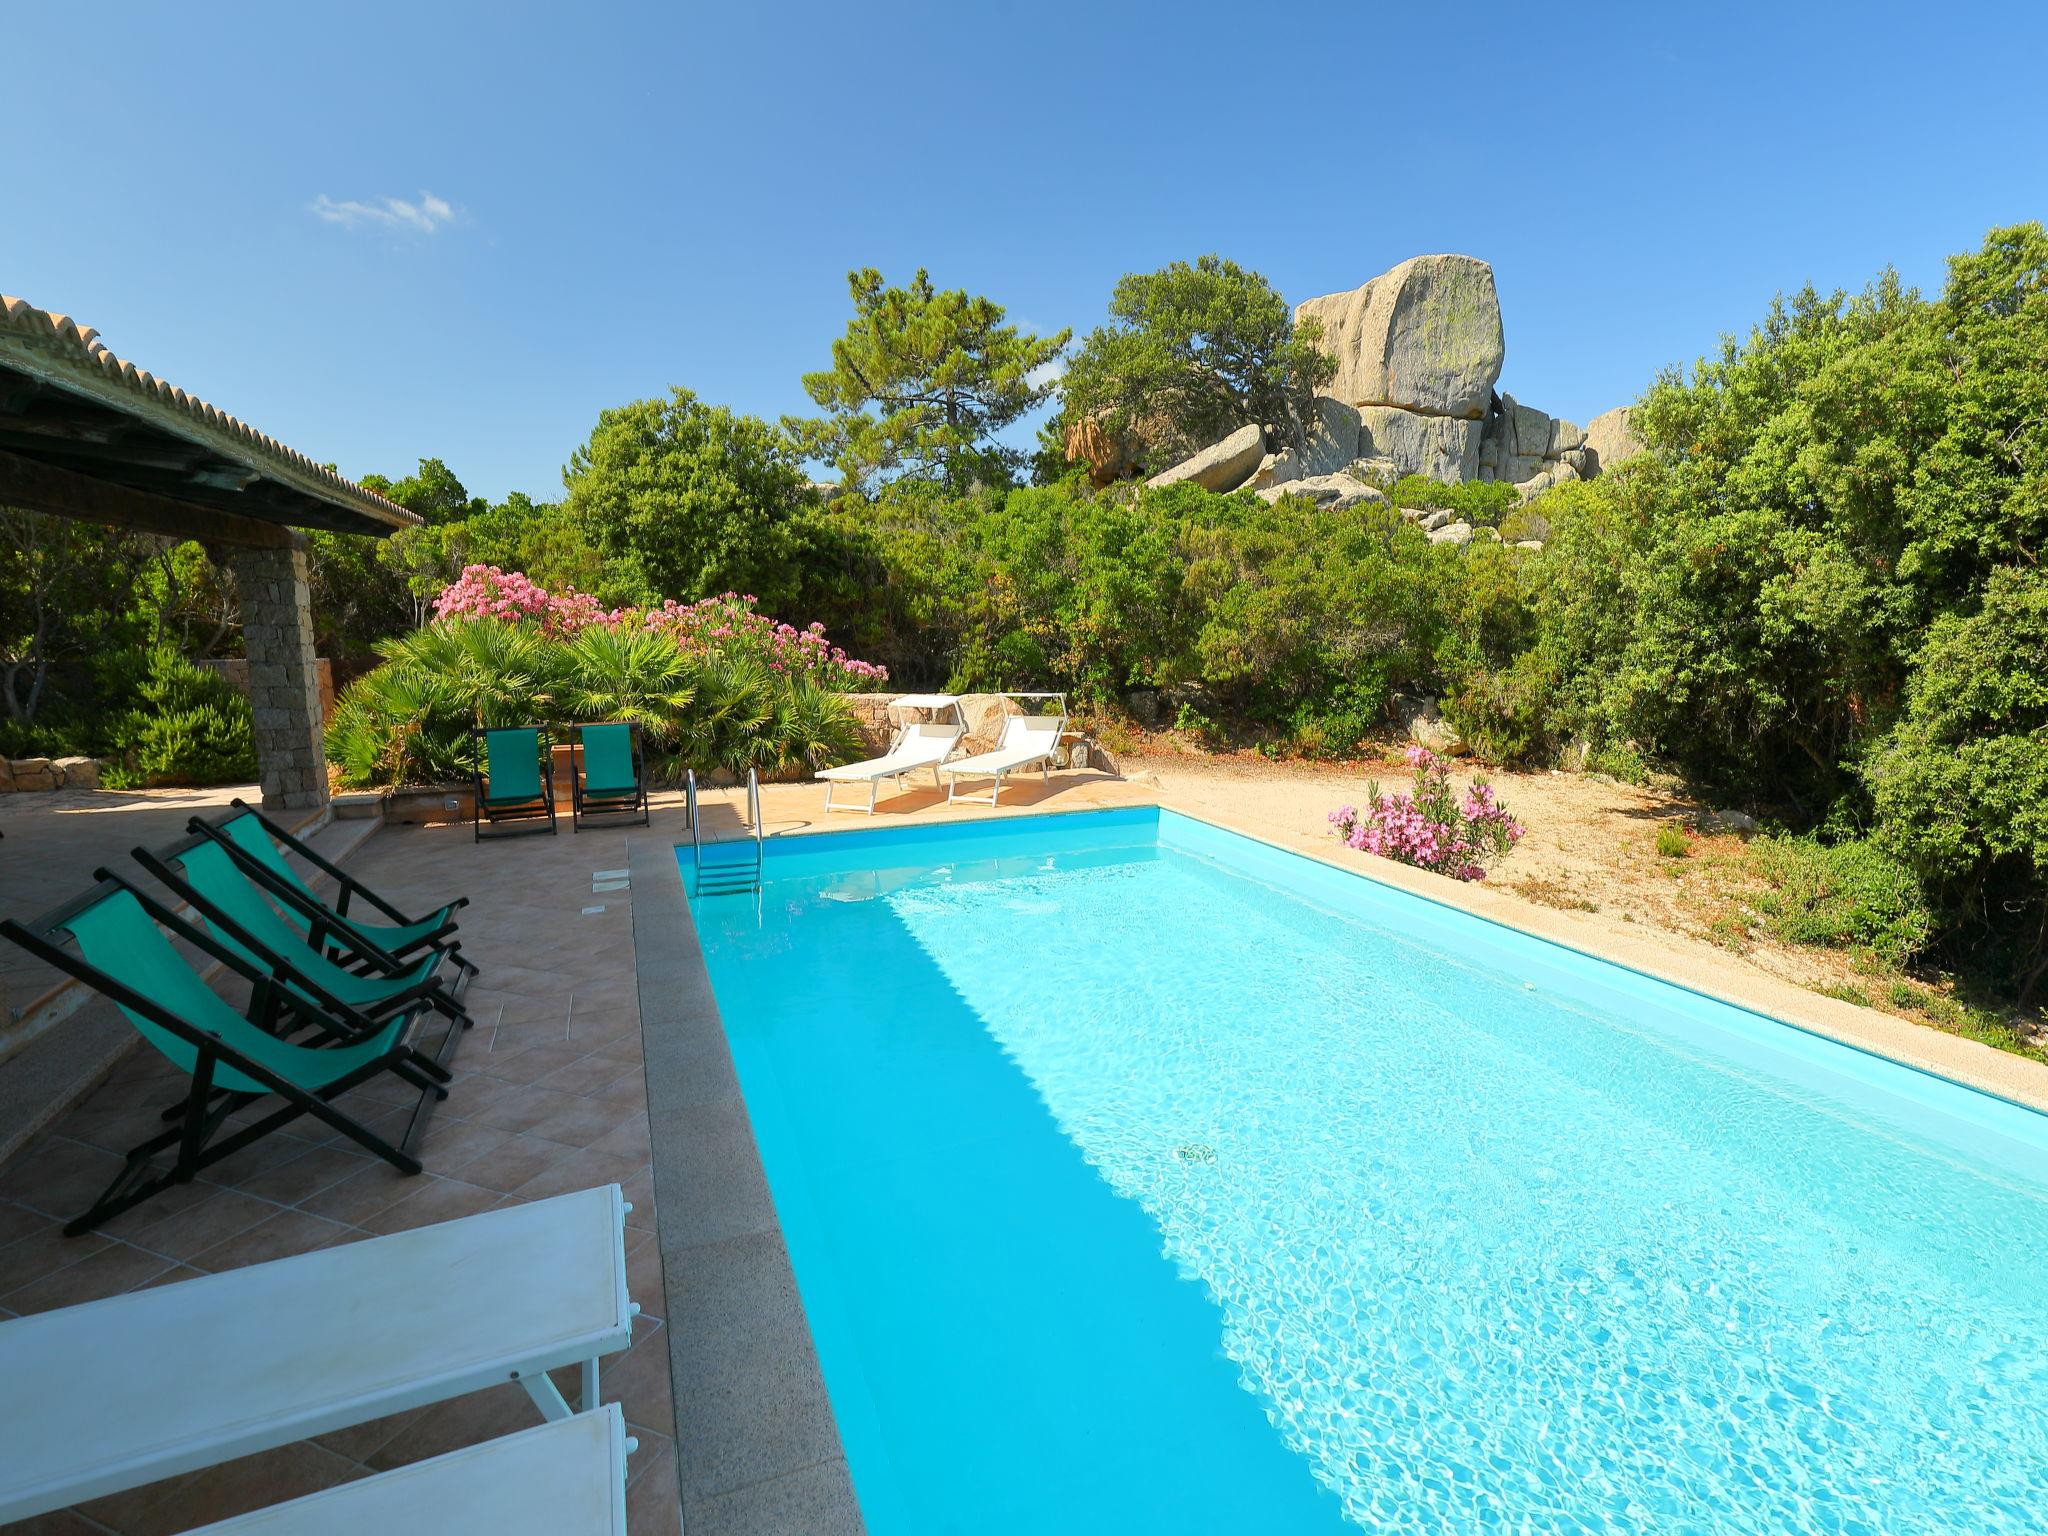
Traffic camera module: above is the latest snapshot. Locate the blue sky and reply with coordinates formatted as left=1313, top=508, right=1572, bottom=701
left=8, top=1, right=2045, bottom=502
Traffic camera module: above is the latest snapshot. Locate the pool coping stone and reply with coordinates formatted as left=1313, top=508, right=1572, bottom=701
left=629, top=834, right=866, bottom=1535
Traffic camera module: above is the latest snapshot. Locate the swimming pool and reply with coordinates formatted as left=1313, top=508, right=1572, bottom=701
left=682, top=807, right=2048, bottom=1535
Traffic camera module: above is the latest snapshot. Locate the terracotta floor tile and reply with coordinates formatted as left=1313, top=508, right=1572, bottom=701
left=357, top=1176, right=501, bottom=1236
left=625, top=1229, right=666, bottom=1322
left=76, top=1440, right=356, bottom=1536
left=535, top=1053, right=637, bottom=1097
left=231, top=1143, right=375, bottom=1207
left=362, top=1382, right=537, bottom=1472
left=0, top=1216, right=106, bottom=1295
left=416, top=1117, right=515, bottom=1174
left=464, top=1083, right=587, bottom=1136
left=503, top=1145, right=648, bottom=1205
left=120, top=1189, right=284, bottom=1264
left=0, top=1137, right=125, bottom=1219
left=0, top=1200, right=47, bottom=1247
left=623, top=1433, right=682, bottom=1536
left=525, top=1095, right=641, bottom=1150
left=437, top=1132, right=570, bottom=1195
left=296, top=1161, right=420, bottom=1226
left=473, top=1042, right=587, bottom=1087
left=3, top=1239, right=173, bottom=1315
left=187, top=1209, right=356, bottom=1273
left=588, top=1115, right=654, bottom=1164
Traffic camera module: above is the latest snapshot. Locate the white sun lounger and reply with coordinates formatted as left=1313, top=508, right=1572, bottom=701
left=182, top=1404, right=634, bottom=1536
left=0, top=1184, right=636, bottom=1523
left=817, top=718, right=964, bottom=814
left=941, top=712, right=1068, bottom=805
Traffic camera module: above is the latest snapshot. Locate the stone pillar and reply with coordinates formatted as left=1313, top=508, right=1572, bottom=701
left=233, top=542, right=329, bottom=811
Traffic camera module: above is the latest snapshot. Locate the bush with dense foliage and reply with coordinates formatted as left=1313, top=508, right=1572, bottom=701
left=100, top=649, right=257, bottom=789
left=326, top=572, right=882, bottom=787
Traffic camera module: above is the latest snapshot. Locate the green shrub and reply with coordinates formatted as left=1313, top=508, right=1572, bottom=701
left=1750, top=836, right=1935, bottom=967
left=1387, top=474, right=1519, bottom=527
left=325, top=616, right=861, bottom=788
left=101, top=649, right=257, bottom=788
left=1656, top=823, right=1691, bottom=858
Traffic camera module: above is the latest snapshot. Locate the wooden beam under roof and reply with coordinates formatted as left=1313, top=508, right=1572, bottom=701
left=0, top=447, right=303, bottom=550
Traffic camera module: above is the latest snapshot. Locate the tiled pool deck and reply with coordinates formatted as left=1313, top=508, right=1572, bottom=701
left=0, top=772, right=1148, bottom=1536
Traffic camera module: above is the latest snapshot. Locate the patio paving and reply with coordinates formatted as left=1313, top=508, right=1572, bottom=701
left=0, top=767, right=1156, bottom=1535
left=0, top=785, right=258, bottom=1016
left=0, top=808, right=679, bottom=1536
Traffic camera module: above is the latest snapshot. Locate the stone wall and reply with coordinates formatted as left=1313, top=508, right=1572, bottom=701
left=233, top=544, right=329, bottom=811
left=0, top=756, right=101, bottom=794
left=199, top=656, right=337, bottom=725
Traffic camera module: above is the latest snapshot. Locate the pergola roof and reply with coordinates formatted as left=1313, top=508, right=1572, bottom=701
left=0, top=293, right=417, bottom=542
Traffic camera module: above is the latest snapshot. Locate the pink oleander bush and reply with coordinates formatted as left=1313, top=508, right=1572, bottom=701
left=1328, top=745, right=1524, bottom=881
left=328, top=569, right=886, bottom=787
left=431, top=566, right=888, bottom=690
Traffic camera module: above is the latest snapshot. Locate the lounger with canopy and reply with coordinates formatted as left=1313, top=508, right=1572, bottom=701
left=941, top=693, right=1069, bottom=806
left=570, top=722, right=650, bottom=831
left=473, top=725, right=558, bottom=839
left=195, top=800, right=472, bottom=970
left=815, top=693, right=967, bottom=814
left=0, top=1186, right=637, bottom=1521
left=0, top=874, right=459, bottom=1234
left=135, top=835, right=472, bottom=1034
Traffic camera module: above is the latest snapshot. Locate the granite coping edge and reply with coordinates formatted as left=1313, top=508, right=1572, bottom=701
left=628, top=834, right=865, bottom=1535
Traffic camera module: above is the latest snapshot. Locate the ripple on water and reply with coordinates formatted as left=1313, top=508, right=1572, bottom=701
left=888, top=855, right=2048, bottom=1536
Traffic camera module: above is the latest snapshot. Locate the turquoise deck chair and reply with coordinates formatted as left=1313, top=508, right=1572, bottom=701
left=0, top=873, right=453, bottom=1234
left=473, top=726, right=557, bottom=840
left=134, top=838, right=467, bottom=1034
left=571, top=723, right=649, bottom=831
left=204, top=802, right=470, bottom=967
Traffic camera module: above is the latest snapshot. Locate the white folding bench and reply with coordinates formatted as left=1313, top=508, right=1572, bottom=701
left=182, top=1404, right=635, bottom=1535
left=0, top=1184, right=637, bottom=1523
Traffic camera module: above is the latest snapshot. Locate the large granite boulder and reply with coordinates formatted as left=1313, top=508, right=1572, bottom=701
left=1583, top=406, right=1647, bottom=473
left=1253, top=472, right=1386, bottom=512
left=1357, top=406, right=1483, bottom=482
left=1294, top=255, right=1505, bottom=421
left=1147, top=422, right=1266, bottom=493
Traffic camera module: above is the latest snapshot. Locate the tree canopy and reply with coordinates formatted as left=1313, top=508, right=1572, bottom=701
left=564, top=386, right=815, bottom=608
left=1057, top=254, right=1336, bottom=469
left=791, top=268, right=1069, bottom=493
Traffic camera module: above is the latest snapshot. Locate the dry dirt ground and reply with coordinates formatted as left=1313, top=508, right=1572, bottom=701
left=1123, top=746, right=2044, bottom=1059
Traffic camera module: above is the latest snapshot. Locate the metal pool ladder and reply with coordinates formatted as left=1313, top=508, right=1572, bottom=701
left=689, top=768, right=765, bottom=896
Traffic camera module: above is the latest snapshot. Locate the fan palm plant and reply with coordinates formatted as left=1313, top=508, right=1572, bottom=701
left=558, top=626, right=697, bottom=748
left=375, top=617, right=567, bottom=728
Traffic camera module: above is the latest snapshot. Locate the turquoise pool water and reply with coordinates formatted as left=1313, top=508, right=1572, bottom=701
left=684, top=808, right=2048, bottom=1535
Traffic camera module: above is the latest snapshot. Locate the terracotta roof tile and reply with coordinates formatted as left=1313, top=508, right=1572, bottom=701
left=0, top=293, right=415, bottom=531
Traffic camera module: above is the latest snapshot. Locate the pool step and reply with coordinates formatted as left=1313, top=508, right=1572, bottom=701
left=693, top=846, right=762, bottom=896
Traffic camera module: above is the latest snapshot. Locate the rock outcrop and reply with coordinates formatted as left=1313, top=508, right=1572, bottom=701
left=1358, top=406, right=1482, bottom=483
left=1253, top=472, right=1385, bottom=512
left=1295, top=255, right=1504, bottom=419
left=1146, top=422, right=1266, bottom=493
left=1582, top=406, right=1646, bottom=474
left=1077, top=252, right=1647, bottom=521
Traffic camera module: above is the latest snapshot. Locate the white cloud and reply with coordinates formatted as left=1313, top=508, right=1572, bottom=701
left=1026, top=357, right=1068, bottom=392
left=310, top=190, right=461, bottom=234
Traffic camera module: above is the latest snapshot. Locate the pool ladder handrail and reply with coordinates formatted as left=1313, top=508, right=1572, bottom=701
left=690, top=767, right=764, bottom=896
